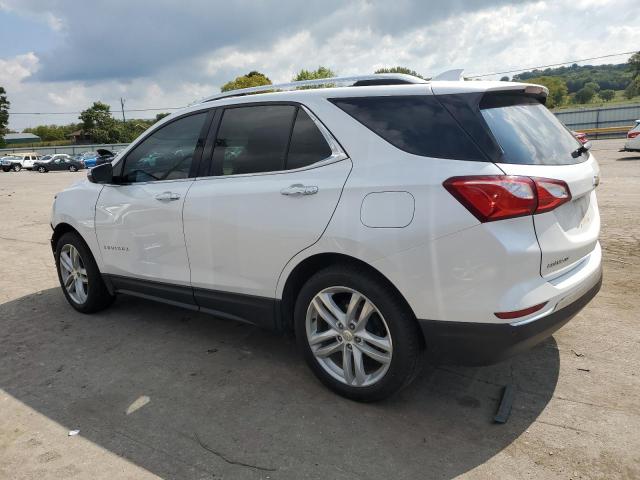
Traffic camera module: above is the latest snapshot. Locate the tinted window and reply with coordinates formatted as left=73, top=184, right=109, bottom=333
left=330, top=96, right=484, bottom=160
left=121, top=113, right=206, bottom=183
left=213, top=105, right=296, bottom=175
left=480, top=95, right=583, bottom=165
left=286, top=109, right=332, bottom=169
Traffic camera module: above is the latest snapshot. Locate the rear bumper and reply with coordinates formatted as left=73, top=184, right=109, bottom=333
left=418, top=269, right=602, bottom=366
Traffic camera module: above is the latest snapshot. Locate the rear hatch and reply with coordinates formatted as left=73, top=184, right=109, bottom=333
left=478, top=92, right=600, bottom=278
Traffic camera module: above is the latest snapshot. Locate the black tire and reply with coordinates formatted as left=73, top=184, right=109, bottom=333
left=55, top=231, right=114, bottom=313
left=13, top=164, right=21, bottom=172
left=295, top=265, right=424, bottom=402
left=38, top=166, right=47, bottom=173
left=1, top=167, right=10, bottom=172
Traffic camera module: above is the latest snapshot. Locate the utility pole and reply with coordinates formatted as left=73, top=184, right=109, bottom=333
left=120, top=98, right=126, bottom=123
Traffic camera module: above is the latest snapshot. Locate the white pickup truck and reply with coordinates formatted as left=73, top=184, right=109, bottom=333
left=1, top=152, right=42, bottom=171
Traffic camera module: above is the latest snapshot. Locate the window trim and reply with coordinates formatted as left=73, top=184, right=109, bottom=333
left=112, top=108, right=215, bottom=185
left=198, top=100, right=347, bottom=179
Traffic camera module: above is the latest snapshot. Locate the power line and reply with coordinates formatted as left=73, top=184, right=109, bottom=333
left=6, top=50, right=638, bottom=115
left=467, top=51, right=637, bottom=78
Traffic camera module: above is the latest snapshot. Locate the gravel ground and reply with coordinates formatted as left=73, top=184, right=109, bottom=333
left=0, top=139, right=638, bottom=479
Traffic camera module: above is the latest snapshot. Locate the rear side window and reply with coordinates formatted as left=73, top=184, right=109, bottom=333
left=480, top=95, right=583, bottom=165
left=286, top=109, right=332, bottom=169
left=214, top=105, right=296, bottom=175
left=330, top=95, right=485, bottom=160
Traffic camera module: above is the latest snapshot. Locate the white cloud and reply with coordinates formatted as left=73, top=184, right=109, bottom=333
left=1, top=0, right=638, bottom=131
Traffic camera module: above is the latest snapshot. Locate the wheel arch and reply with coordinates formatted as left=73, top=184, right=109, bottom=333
left=51, top=222, right=90, bottom=254
left=278, top=252, right=417, bottom=333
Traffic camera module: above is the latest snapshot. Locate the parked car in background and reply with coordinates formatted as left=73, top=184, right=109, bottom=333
left=1, top=152, right=41, bottom=171
left=33, top=154, right=83, bottom=172
left=79, top=151, right=100, bottom=168
left=571, top=131, right=589, bottom=145
left=624, top=120, right=640, bottom=152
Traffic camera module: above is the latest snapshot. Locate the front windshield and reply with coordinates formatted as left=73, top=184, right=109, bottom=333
left=480, top=95, right=583, bottom=165
left=41, top=155, right=52, bottom=160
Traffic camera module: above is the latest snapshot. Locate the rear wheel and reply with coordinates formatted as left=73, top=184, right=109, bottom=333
left=69, top=165, right=78, bottom=172
left=1, top=167, right=10, bottom=172
left=295, top=265, right=423, bottom=402
left=38, top=166, right=46, bottom=173
left=12, top=164, right=21, bottom=172
left=55, top=232, right=114, bottom=313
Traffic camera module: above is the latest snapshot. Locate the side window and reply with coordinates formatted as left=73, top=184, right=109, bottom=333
left=213, top=105, right=296, bottom=175
left=121, top=112, right=206, bottom=183
left=330, top=96, right=485, bottom=161
left=286, top=109, right=332, bottom=169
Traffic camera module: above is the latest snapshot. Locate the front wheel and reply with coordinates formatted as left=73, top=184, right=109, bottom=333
left=69, top=165, right=78, bottom=172
left=55, top=232, right=114, bottom=313
left=12, top=164, right=21, bottom=172
left=38, top=166, right=47, bottom=173
left=1, top=167, right=10, bottom=172
left=295, top=265, right=424, bottom=402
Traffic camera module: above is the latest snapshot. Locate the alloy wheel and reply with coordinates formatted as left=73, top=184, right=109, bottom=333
left=59, top=244, right=89, bottom=304
left=306, top=286, right=393, bottom=387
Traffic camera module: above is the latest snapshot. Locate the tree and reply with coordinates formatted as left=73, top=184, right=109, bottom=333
left=584, top=81, right=600, bottom=92
left=79, top=101, right=120, bottom=143
left=292, top=66, right=336, bottom=82
left=500, top=76, right=510, bottom=82
left=375, top=66, right=424, bottom=79
left=0, top=87, right=10, bottom=148
left=599, top=89, right=615, bottom=102
left=624, top=77, right=640, bottom=99
left=221, top=71, right=271, bottom=92
left=629, top=51, right=640, bottom=78
left=154, top=112, right=171, bottom=123
left=574, top=86, right=596, bottom=104
left=526, top=76, right=568, bottom=108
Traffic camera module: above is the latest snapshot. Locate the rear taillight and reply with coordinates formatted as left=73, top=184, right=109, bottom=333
left=628, top=131, right=640, bottom=139
left=443, top=175, right=571, bottom=222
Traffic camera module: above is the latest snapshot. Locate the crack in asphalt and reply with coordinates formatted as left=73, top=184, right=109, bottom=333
left=194, top=432, right=277, bottom=473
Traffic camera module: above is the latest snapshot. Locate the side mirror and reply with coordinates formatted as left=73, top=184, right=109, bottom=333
left=87, top=162, right=113, bottom=184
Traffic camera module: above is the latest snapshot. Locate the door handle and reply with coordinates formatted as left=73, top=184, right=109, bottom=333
left=280, top=184, right=319, bottom=196
left=155, top=191, right=181, bottom=201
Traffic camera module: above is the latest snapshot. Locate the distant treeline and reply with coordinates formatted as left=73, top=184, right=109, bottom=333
left=513, top=63, right=633, bottom=94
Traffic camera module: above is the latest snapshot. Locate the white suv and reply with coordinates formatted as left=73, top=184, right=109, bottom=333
left=50, top=74, right=602, bottom=401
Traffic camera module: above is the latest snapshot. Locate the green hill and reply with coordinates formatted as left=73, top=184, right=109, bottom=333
left=513, top=63, right=632, bottom=93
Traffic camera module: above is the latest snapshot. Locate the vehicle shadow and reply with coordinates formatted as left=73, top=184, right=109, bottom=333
left=0, top=288, right=560, bottom=480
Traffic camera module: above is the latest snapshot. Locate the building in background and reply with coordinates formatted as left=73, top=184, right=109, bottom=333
left=2, top=133, right=41, bottom=145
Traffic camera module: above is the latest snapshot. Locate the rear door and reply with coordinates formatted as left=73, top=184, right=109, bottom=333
left=183, top=104, right=351, bottom=324
left=479, top=94, right=600, bottom=278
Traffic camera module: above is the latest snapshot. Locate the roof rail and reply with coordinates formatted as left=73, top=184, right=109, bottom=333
left=200, top=73, right=427, bottom=103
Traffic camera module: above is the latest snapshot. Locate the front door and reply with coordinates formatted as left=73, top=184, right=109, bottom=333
left=95, top=111, right=209, bottom=291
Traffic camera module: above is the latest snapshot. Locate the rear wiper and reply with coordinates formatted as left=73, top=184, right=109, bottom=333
left=571, top=140, right=593, bottom=158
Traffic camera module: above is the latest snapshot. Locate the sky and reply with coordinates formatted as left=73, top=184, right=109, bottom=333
left=0, top=0, right=637, bottom=131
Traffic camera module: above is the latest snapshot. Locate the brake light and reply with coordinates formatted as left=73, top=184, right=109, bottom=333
left=628, top=131, right=640, bottom=139
left=443, top=175, right=571, bottom=222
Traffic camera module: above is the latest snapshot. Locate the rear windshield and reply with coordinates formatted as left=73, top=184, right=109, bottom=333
left=480, top=95, right=584, bottom=165
left=330, top=96, right=485, bottom=161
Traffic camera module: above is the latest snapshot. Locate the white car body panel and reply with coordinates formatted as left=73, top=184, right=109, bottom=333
left=50, top=180, right=106, bottom=271
left=184, top=159, right=352, bottom=297
left=94, top=180, right=194, bottom=285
